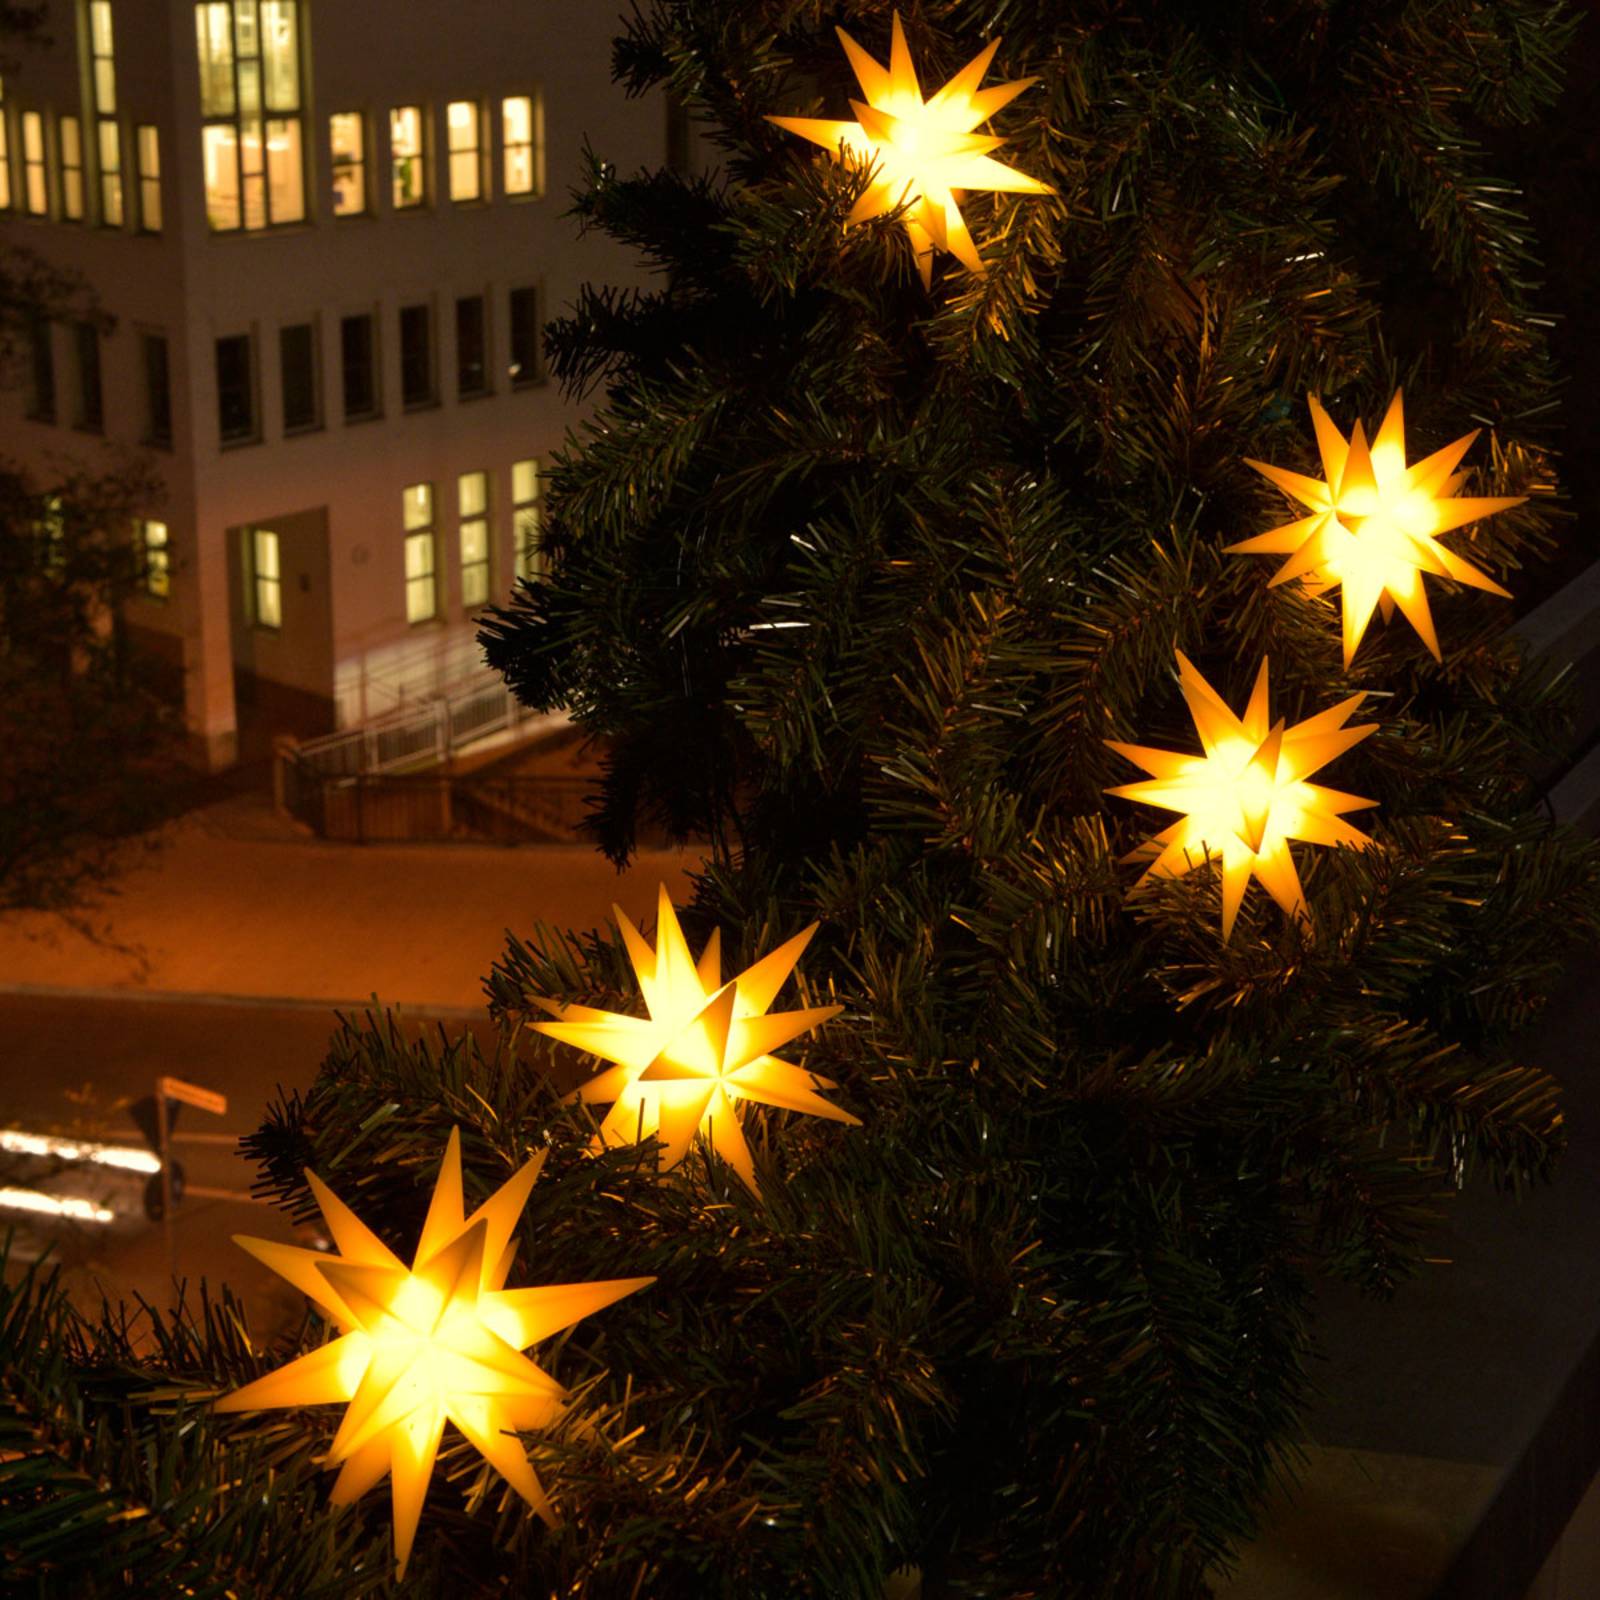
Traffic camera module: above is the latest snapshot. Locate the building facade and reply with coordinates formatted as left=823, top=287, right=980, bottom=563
left=0, top=1, right=665, bottom=766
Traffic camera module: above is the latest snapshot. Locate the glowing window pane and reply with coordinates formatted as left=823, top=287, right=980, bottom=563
left=202, top=123, right=240, bottom=228
left=513, top=457, right=541, bottom=581
left=390, top=106, right=425, bottom=208
left=265, top=116, right=302, bottom=221
left=252, top=527, right=282, bottom=627
left=501, top=93, right=541, bottom=197
left=329, top=112, right=364, bottom=215
left=402, top=482, right=433, bottom=531
left=141, top=520, right=170, bottom=598
left=195, top=3, right=235, bottom=115
left=22, top=112, right=46, bottom=214
left=137, top=124, right=161, bottom=231
left=446, top=100, right=480, bottom=201
left=60, top=116, right=83, bottom=218
left=260, top=0, right=298, bottom=111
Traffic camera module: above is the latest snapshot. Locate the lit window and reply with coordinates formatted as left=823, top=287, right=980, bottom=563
left=501, top=93, right=542, bottom=198
left=136, top=124, right=161, bottom=231
left=216, top=332, right=256, bottom=443
left=403, top=483, right=436, bottom=623
left=22, top=112, right=47, bottom=215
left=138, top=519, right=170, bottom=599
left=390, top=105, right=425, bottom=208
left=88, top=2, right=122, bottom=225
left=0, top=77, right=10, bottom=210
left=194, top=1, right=304, bottom=232
left=458, top=471, right=489, bottom=608
left=329, top=111, right=365, bottom=215
left=508, top=284, right=543, bottom=386
left=251, top=526, right=281, bottom=627
left=59, top=115, right=84, bottom=219
left=512, top=457, right=541, bottom=581
left=446, top=100, right=482, bottom=202
left=40, top=496, right=65, bottom=572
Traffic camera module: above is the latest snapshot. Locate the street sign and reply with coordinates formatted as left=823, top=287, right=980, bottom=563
left=156, top=1076, right=228, bottom=1116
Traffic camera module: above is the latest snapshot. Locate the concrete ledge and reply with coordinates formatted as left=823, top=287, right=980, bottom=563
left=1514, top=559, right=1600, bottom=667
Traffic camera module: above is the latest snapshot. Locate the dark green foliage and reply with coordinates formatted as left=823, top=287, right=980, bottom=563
left=7, top=1, right=1600, bottom=1596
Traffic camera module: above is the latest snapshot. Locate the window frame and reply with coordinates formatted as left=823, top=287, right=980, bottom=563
left=135, top=122, right=160, bottom=231
left=137, top=518, right=170, bottom=600
left=500, top=92, right=543, bottom=199
left=455, top=293, right=489, bottom=400
left=398, top=301, right=435, bottom=410
left=0, top=77, right=11, bottom=212
left=512, top=457, right=541, bottom=582
left=508, top=283, right=544, bottom=389
left=58, top=113, right=84, bottom=219
left=339, top=310, right=380, bottom=421
left=445, top=98, right=484, bottom=204
left=328, top=109, right=367, bottom=216
left=194, top=0, right=307, bottom=234
left=21, top=109, right=47, bottom=216
left=73, top=320, right=103, bottom=432
left=215, top=330, right=258, bottom=446
left=142, top=331, right=172, bottom=447
left=279, top=318, right=320, bottom=434
left=388, top=103, right=427, bottom=211
left=250, top=525, right=282, bottom=629
left=88, top=1, right=123, bottom=227
left=402, top=482, right=437, bottom=625
left=457, top=470, right=490, bottom=610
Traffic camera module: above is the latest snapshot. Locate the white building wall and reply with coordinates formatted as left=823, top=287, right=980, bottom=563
left=0, top=0, right=664, bottom=766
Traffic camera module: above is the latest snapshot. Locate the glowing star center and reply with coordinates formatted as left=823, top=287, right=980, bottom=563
left=215, top=1129, right=653, bottom=1579
left=767, top=12, right=1053, bottom=288
left=1105, top=651, right=1380, bottom=941
left=532, top=886, right=857, bottom=1195
left=1229, top=389, right=1524, bottom=666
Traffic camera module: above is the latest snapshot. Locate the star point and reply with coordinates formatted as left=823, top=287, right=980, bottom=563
left=1229, top=390, right=1524, bottom=665
left=532, top=886, right=855, bottom=1195
left=767, top=11, right=1053, bottom=287
left=1105, top=651, right=1380, bottom=941
left=216, top=1130, right=653, bottom=1578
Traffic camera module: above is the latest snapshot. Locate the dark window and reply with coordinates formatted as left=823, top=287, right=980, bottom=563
left=340, top=313, right=378, bottom=419
left=280, top=322, right=318, bottom=432
left=142, top=333, right=171, bottom=447
left=215, top=333, right=256, bottom=443
left=508, top=284, right=542, bottom=386
left=455, top=294, right=487, bottom=398
left=74, top=321, right=103, bottom=430
left=399, top=302, right=434, bottom=408
left=26, top=320, right=55, bottom=421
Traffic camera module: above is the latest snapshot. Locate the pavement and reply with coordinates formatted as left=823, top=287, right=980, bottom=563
left=0, top=786, right=701, bottom=1013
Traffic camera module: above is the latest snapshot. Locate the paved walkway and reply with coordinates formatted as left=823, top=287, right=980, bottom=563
left=0, top=789, right=702, bottom=1012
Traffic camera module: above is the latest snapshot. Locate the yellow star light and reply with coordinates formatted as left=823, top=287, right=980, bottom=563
left=1105, top=651, right=1380, bottom=942
left=216, top=1130, right=653, bottom=1578
left=767, top=12, right=1053, bottom=287
left=1228, top=390, right=1525, bottom=666
left=531, top=886, right=856, bottom=1195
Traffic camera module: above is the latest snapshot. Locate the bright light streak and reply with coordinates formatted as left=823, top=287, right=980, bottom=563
left=0, top=1128, right=160, bottom=1174
left=0, top=1187, right=116, bottom=1224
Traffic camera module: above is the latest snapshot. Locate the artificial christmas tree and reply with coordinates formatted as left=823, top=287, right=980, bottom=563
left=5, top=2, right=1600, bottom=1596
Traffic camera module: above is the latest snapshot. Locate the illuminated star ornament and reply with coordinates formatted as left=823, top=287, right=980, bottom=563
left=1105, top=651, right=1380, bottom=941
left=216, top=1130, right=653, bottom=1577
left=1228, top=390, right=1525, bottom=665
left=531, top=887, right=856, bottom=1194
left=767, top=12, right=1053, bottom=287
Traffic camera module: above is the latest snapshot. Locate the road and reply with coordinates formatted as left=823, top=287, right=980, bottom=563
left=0, top=990, right=501, bottom=1327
